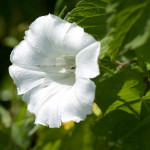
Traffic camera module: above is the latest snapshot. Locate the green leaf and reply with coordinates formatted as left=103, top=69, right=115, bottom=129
left=93, top=69, right=145, bottom=140
left=96, top=69, right=144, bottom=115
left=0, top=105, right=11, bottom=128
left=99, top=36, right=112, bottom=60
left=60, top=116, right=95, bottom=150
left=11, top=105, right=35, bottom=149
left=125, top=20, right=150, bottom=50
left=107, top=0, right=150, bottom=59
left=34, top=116, right=96, bottom=150
left=93, top=70, right=150, bottom=149
left=135, top=42, right=150, bottom=71
left=67, top=0, right=110, bottom=40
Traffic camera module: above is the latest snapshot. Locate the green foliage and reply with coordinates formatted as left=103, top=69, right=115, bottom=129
left=0, top=0, right=150, bottom=149
left=107, top=0, right=150, bottom=60
left=0, top=105, right=11, bottom=128
left=67, top=0, right=150, bottom=149
left=67, top=0, right=110, bottom=40
left=93, top=69, right=150, bottom=149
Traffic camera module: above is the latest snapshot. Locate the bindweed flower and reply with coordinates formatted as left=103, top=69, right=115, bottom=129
left=9, top=14, right=100, bottom=128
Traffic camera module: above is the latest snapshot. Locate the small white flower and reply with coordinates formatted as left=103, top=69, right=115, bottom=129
left=9, top=14, right=100, bottom=128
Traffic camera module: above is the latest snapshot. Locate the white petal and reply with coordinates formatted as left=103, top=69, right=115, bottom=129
left=23, top=82, right=69, bottom=128
left=74, top=76, right=96, bottom=105
left=20, top=14, right=98, bottom=65
left=22, top=76, right=95, bottom=127
left=10, top=40, right=56, bottom=70
left=19, top=13, right=98, bottom=62
left=59, top=88, right=88, bottom=122
left=75, top=42, right=100, bottom=78
left=9, top=65, right=47, bottom=94
left=35, top=99, right=61, bottom=128
left=45, top=14, right=72, bottom=52
left=23, top=81, right=85, bottom=127
left=24, top=15, right=61, bottom=57
left=9, top=13, right=99, bottom=128
left=62, top=23, right=96, bottom=55
left=59, top=76, right=95, bottom=122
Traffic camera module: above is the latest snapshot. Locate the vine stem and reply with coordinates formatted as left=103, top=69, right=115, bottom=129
left=59, top=5, right=67, bottom=18
left=99, top=60, right=115, bottom=75
left=115, top=60, right=136, bottom=69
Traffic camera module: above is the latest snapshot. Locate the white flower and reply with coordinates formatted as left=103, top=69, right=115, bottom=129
left=9, top=14, right=100, bottom=128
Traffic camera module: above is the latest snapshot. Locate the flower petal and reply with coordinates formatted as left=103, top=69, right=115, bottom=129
left=28, top=14, right=96, bottom=56
left=22, top=76, right=95, bottom=127
left=9, top=13, right=100, bottom=128
left=23, top=81, right=86, bottom=126
left=62, top=23, right=96, bottom=55
left=9, top=65, right=47, bottom=94
left=24, top=15, right=61, bottom=57
left=59, top=76, right=95, bottom=122
left=23, top=82, right=70, bottom=128
left=75, top=42, right=100, bottom=78
left=59, top=88, right=89, bottom=122
left=74, top=76, right=96, bottom=105
left=10, top=40, right=56, bottom=70
left=46, top=15, right=96, bottom=55
left=10, top=40, right=75, bottom=86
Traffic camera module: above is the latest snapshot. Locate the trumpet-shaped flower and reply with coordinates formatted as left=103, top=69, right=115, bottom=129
left=9, top=14, right=100, bottom=128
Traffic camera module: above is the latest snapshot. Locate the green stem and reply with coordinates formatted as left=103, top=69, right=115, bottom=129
left=58, top=6, right=67, bottom=18
left=99, top=62, right=115, bottom=75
